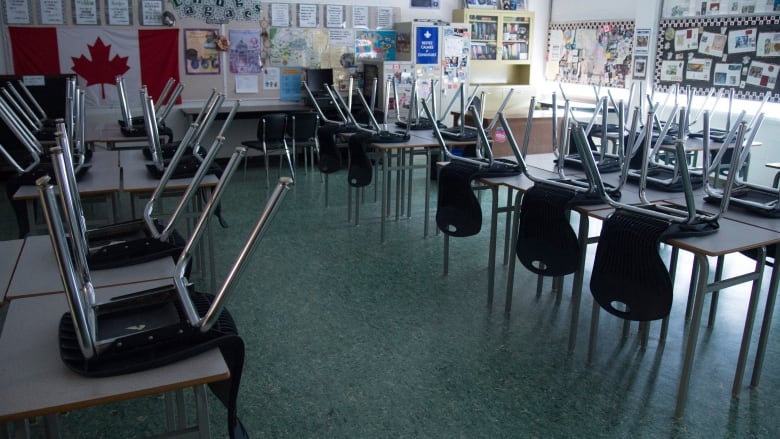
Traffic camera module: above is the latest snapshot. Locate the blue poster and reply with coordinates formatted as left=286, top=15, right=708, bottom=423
left=280, top=67, right=302, bottom=101
left=415, top=26, right=439, bottom=65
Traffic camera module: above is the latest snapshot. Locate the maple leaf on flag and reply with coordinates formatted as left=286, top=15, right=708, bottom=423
left=71, top=37, right=131, bottom=100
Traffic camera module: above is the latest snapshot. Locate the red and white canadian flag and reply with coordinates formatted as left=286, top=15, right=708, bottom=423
left=9, top=27, right=179, bottom=109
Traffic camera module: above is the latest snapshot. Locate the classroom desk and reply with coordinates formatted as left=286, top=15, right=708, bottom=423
left=12, top=150, right=122, bottom=234
left=4, top=234, right=174, bottom=301
left=0, top=284, right=229, bottom=437
left=705, top=200, right=780, bottom=391
left=178, top=101, right=310, bottom=121
left=0, top=239, right=24, bottom=304
left=86, top=124, right=154, bottom=151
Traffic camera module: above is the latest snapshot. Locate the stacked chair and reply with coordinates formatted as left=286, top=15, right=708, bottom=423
left=36, top=131, right=292, bottom=437
left=41, top=88, right=236, bottom=270
left=425, top=96, right=522, bottom=277
left=1, top=76, right=77, bottom=141
left=573, top=108, right=746, bottom=361
left=498, top=96, right=623, bottom=311
left=0, top=80, right=90, bottom=237
left=117, top=75, right=182, bottom=139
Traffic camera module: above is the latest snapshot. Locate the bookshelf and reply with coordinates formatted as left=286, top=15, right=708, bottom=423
left=452, top=8, right=534, bottom=86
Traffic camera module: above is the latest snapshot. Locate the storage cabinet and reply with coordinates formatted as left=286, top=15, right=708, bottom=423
left=452, top=9, right=534, bottom=86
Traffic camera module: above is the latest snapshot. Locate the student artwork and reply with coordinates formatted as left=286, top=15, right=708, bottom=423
left=655, top=14, right=780, bottom=101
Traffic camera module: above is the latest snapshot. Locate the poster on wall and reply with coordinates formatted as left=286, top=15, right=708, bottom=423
left=184, top=29, right=221, bottom=75
left=229, top=29, right=263, bottom=74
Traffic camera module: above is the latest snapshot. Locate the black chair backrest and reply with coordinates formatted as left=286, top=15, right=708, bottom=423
left=288, top=112, right=318, bottom=141
left=262, top=113, right=287, bottom=144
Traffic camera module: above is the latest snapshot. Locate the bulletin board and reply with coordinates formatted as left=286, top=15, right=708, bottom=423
left=546, top=20, right=635, bottom=89
left=654, top=14, right=780, bottom=101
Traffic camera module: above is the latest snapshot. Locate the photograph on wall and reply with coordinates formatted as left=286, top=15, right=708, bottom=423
left=698, top=31, right=727, bottom=57
left=675, top=28, right=699, bottom=51
left=633, top=55, right=648, bottom=79
left=728, top=28, right=757, bottom=54
left=229, top=29, right=263, bottom=74
left=713, top=63, right=742, bottom=86
left=635, top=28, right=651, bottom=55
left=746, top=60, right=779, bottom=88
left=686, top=58, right=713, bottom=81
left=757, top=31, right=780, bottom=56
left=661, top=60, right=685, bottom=81
left=184, top=29, right=221, bottom=75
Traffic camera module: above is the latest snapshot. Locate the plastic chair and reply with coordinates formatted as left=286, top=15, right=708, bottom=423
left=242, top=113, right=293, bottom=187
left=286, top=112, right=319, bottom=175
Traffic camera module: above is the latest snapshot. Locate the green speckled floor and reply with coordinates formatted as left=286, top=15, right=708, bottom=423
left=2, top=161, right=779, bottom=438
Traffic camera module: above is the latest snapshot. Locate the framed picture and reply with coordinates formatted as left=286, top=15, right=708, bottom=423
left=465, top=0, right=498, bottom=9
left=500, top=0, right=527, bottom=9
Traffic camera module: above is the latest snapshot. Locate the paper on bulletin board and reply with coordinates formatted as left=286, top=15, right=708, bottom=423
left=229, top=29, right=263, bottom=74
left=280, top=67, right=302, bottom=101
left=264, top=67, right=280, bottom=89
left=746, top=60, right=779, bottom=88
left=547, top=29, right=563, bottom=62
left=713, top=63, right=741, bottom=86
left=235, top=75, right=258, bottom=94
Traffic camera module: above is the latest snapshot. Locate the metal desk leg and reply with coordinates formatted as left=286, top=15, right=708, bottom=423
left=587, top=300, right=602, bottom=365
left=504, top=190, right=524, bottom=311
left=424, top=148, right=431, bottom=238
left=569, top=214, right=590, bottom=353
left=487, top=185, right=499, bottom=306
left=381, top=149, right=391, bottom=243
left=731, top=251, right=765, bottom=397
left=751, top=244, right=780, bottom=387
left=675, top=253, right=713, bottom=418
left=395, top=149, right=402, bottom=222
left=503, top=188, right=514, bottom=266
left=708, top=255, right=725, bottom=327
left=406, top=149, right=414, bottom=219
left=194, top=385, right=211, bottom=439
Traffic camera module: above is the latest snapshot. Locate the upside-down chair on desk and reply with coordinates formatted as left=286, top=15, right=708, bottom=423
left=47, top=100, right=233, bottom=270
left=424, top=97, right=521, bottom=275
left=497, top=96, right=623, bottom=308
left=0, top=85, right=90, bottom=237
left=37, top=144, right=293, bottom=439
left=575, top=113, right=746, bottom=361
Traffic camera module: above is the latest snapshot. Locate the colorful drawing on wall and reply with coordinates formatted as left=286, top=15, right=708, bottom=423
left=546, top=21, right=635, bottom=89
left=267, top=28, right=328, bottom=67
left=228, top=29, right=263, bottom=74
left=356, top=30, right=396, bottom=60
left=184, top=29, right=221, bottom=75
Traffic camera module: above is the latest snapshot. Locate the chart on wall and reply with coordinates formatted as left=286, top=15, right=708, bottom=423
left=546, top=21, right=635, bottom=89
left=655, top=15, right=780, bottom=101
left=267, top=28, right=329, bottom=67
